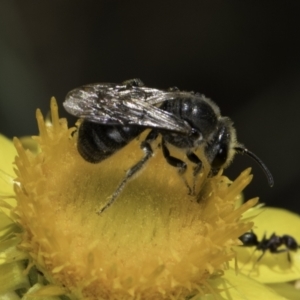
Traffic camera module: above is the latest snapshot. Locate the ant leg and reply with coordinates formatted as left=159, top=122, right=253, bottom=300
left=161, top=139, right=192, bottom=195
left=186, top=151, right=202, bottom=194
left=243, top=250, right=266, bottom=276
left=256, top=251, right=267, bottom=263
left=97, top=130, right=158, bottom=214
left=269, top=248, right=292, bottom=262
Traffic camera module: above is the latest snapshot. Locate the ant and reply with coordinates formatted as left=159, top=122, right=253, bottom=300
left=239, top=231, right=299, bottom=263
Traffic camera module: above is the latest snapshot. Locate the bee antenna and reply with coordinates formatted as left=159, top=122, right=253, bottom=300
left=234, top=146, right=274, bottom=187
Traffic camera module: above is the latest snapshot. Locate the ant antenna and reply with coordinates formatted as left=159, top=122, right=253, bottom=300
left=235, top=146, right=274, bottom=187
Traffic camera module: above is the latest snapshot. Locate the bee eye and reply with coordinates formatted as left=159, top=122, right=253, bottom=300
left=211, top=144, right=228, bottom=168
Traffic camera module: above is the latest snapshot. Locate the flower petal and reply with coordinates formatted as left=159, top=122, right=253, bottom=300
left=267, top=282, right=300, bottom=300
left=0, top=135, right=18, bottom=217
left=0, top=261, right=29, bottom=293
left=0, top=135, right=17, bottom=177
left=205, top=268, right=286, bottom=299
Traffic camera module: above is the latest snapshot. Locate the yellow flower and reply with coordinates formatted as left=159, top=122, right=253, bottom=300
left=0, top=98, right=293, bottom=299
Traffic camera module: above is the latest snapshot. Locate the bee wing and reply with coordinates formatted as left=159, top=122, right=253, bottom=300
left=63, top=83, right=191, bottom=134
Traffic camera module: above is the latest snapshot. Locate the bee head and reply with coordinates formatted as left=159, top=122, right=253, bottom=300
left=207, top=118, right=274, bottom=187
left=206, top=117, right=237, bottom=170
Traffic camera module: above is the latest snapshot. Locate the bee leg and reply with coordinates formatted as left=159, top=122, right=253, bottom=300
left=97, top=130, right=158, bottom=214
left=161, top=139, right=192, bottom=195
left=186, top=151, right=202, bottom=195
left=122, top=78, right=144, bottom=87
left=168, top=86, right=179, bottom=92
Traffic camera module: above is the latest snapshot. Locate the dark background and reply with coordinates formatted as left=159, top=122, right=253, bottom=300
left=1, top=1, right=300, bottom=212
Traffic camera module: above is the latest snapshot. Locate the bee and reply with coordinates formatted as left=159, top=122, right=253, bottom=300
left=63, top=79, right=273, bottom=213
left=239, top=231, right=299, bottom=262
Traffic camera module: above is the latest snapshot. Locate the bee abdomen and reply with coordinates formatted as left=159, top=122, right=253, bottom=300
left=77, top=121, right=143, bottom=163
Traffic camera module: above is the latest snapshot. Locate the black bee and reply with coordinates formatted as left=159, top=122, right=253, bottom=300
left=239, top=231, right=299, bottom=262
left=63, top=79, right=273, bottom=213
